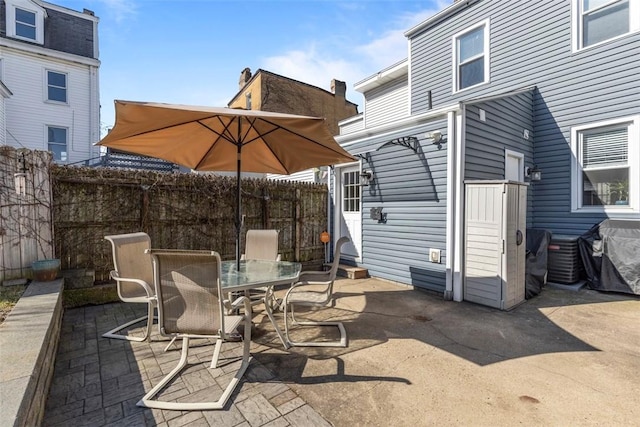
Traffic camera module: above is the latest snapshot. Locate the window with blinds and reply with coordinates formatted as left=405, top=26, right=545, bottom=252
left=583, top=127, right=628, bottom=167
left=580, top=124, right=629, bottom=206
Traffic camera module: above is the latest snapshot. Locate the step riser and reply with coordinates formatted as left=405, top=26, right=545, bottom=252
left=337, top=265, right=368, bottom=280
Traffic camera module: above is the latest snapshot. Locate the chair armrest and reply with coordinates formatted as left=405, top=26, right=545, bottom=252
left=285, top=276, right=330, bottom=295
left=295, top=270, right=332, bottom=284
left=230, top=295, right=252, bottom=318
left=110, top=270, right=155, bottom=297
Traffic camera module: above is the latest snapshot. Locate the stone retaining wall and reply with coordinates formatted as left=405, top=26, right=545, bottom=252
left=0, top=280, right=64, bottom=427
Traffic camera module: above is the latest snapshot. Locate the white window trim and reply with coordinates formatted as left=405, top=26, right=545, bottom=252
left=45, top=69, right=68, bottom=104
left=46, top=125, right=69, bottom=163
left=571, top=0, right=640, bottom=52
left=451, top=19, right=490, bottom=94
left=6, top=0, right=45, bottom=45
left=570, top=115, right=640, bottom=215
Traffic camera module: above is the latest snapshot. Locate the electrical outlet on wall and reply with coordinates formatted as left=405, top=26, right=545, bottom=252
left=429, top=248, right=441, bottom=263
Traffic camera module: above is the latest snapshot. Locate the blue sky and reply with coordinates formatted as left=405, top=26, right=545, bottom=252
left=54, top=0, right=447, bottom=132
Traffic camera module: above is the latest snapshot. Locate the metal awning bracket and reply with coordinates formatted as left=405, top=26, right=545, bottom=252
left=376, top=136, right=419, bottom=154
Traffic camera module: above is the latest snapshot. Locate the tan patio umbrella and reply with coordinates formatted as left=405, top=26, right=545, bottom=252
left=96, top=100, right=356, bottom=265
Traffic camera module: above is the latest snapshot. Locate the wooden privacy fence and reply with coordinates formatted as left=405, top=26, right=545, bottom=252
left=0, top=147, right=329, bottom=283
left=52, top=165, right=328, bottom=282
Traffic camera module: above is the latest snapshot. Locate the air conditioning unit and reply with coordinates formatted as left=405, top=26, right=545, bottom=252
left=547, top=235, right=583, bottom=284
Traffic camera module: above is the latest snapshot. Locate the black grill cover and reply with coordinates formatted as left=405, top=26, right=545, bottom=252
left=578, top=219, right=640, bottom=295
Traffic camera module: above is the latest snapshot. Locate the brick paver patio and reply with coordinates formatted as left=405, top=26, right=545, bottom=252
left=44, top=302, right=332, bottom=427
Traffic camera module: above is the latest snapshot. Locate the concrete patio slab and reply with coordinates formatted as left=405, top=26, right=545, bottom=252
left=44, top=277, right=640, bottom=426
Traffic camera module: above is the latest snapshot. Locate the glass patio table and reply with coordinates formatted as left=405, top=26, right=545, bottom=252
left=221, top=259, right=301, bottom=348
left=221, top=259, right=301, bottom=292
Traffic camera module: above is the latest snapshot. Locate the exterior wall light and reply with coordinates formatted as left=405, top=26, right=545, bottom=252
left=428, top=130, right=445, bottom=148
left=360, top=169, right=374, bottom=186
left=526, top=165, right=542, bottom=181
left=429, top=130, right=443, bottom=144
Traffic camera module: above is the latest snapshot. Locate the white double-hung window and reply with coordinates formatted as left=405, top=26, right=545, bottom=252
left=47, top=71, right=67, bottom=103
left=47, top=126, right=68, bottom=162
left=571, top=116, right=639, bottom=214
left=452, top=19, right=490, bottom=93
left=5, top=0, right=45, bottom=44
left=573, top=0, right=639, bottom=50
left=15, top=7, right=36, bottom=40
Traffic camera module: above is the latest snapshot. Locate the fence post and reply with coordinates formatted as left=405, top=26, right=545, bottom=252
left=295, top=188, right=301, bottom=261
left=262, top=187, right=270, bottom=229
left=140, top=185, right=150, bottom=232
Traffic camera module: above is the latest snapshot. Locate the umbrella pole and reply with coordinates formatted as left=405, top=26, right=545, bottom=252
left=236, top=129, right=242, bottom=270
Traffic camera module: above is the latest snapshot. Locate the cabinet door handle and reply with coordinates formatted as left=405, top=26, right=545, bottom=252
left=516, top=230, right=523, bottom=246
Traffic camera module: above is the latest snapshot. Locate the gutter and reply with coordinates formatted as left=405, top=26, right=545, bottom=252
left=404, top=0, right=481, bottom=38
left=0, top=38, right=100, bottom=67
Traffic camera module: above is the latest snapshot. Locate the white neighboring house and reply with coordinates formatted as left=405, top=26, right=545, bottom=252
left=0, top=0, right=100, bottom=164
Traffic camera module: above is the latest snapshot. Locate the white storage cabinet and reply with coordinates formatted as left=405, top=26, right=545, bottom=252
left=464, top=181, right=528, bottom=310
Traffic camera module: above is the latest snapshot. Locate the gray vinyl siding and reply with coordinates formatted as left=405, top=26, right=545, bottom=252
left=339, top=115, right=364, bottom=135
left=464, top=91, right=534, bottom=181
left=409, top=0, right=640, bottom=236
left=364, top=77, right=409, bottom=128
left=464, top=91, right=534, bottom=228
left=349, top=119, right=449, bottom=292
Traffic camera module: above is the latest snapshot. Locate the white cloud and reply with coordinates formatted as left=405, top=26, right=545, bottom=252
left=98, top=0, right=137, bottom=23
left=263, top=46, right=361, bottom=93
left=358, top=4, right=446, bottom=70
left=261, top=4, right=445, bottom=97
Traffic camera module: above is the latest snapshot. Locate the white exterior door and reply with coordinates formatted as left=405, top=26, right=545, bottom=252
left=335, top=165, right=362, bottom=260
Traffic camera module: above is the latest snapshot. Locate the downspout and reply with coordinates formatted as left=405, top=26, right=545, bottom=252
left=444, top=111, right=456, bottom=300
left=92, top=16, right=100, bottom=159
left=89, top=68, right=93, bottom=159
left=91, top=66, right=99, bottom=156
left=452, top=105, right=467, bottom=302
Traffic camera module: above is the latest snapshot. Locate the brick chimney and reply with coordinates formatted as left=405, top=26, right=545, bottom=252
left=239, top=68, right=252, bottom=90
left=331, top=79, right=346, bottom=99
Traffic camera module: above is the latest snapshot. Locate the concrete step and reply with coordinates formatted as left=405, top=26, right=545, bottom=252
left=337, top=264, right=368, bottom=279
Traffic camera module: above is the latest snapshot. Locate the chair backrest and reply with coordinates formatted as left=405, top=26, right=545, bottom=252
left=328, top=236, right=350, bottom=280
left=243, top=229, right=280, bottom=261
left=104, top=232, right=153, bottom=299
left=148, top=250, right=225, bottom=337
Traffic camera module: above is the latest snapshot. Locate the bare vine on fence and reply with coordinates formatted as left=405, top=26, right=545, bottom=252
left=0, top=147, right=54, bottom=281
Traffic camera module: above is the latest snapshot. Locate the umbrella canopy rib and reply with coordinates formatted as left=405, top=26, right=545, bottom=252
left=193, top=118, right=238, bottom=171
left=257, top=117, right=350, bottom=157
left=109, top=115, right=225, bottom=140
left=196, top=117, right=238, bottom=146
left=242, top=118, right=292, bottom=174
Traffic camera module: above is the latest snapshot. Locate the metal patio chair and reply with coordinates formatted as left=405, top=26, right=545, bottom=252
left=283, top=236, right=350, bottom=347
left=138, top=249, right=252, bottom=411
left=241, top=229, right=282, bottom=310
left=103, top=232, right=156, bottom=342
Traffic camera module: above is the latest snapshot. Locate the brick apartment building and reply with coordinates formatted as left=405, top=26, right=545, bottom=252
left=228, top=68, right=358, bottom=136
